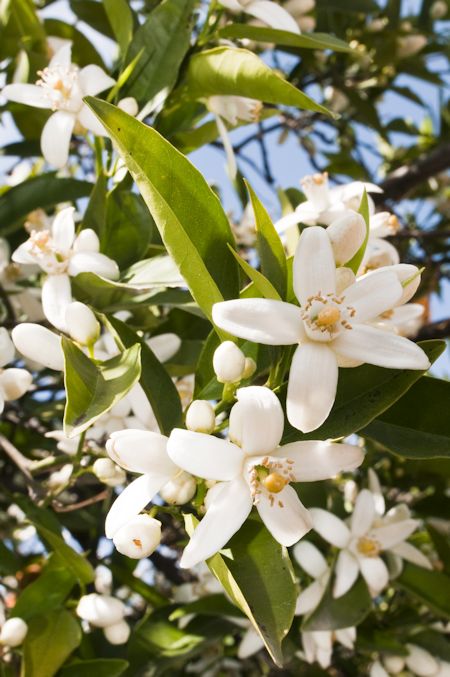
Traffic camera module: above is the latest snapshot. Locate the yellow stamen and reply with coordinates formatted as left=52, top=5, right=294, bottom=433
left=133, top=538, right=142, bottom=548
left=262, top=472, right=287, bottom=494
left=357, top=536, right=380, bottom=557
left=316, top=306, right=341, bottom=327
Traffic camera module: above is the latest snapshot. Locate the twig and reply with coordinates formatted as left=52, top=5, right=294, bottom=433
left=52, top=489, right=109, bottom=513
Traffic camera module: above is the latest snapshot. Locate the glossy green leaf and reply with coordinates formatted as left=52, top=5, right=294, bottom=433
left=428, top=524, right=450, bottom=576
left=218, top=25, right=352, bottom=52
left=85, top=98, right=239, bottom=331
left=0, top=542, right=21, bottom=575
left=302, top=575, right=372, bottom=631
left=184, top=513, right=297, bottom=666
left=247, top=182, right=287, bottom=299
left=22, top=609, right=82, bottom=677
left=103, top=189, right=154, bottom=268
left=182, top=46, right=332, bottom=117
left=362, top=376, right=450, bottom=459
left=170, top=594, right=242, bottom=621
left=228, top=244, right=281, bottom=300
left=103, top=0, right=133, bottom=55
left=396, top=562, right=450, bottom=618
left=62, top=337, right=141, bottom=437
left=346, top=190, right=370, bottom=274
left=123, top=0, right=194, bottom=102
left=69, top=0, right=113, bottom=38
left=60, top=659, right=129, bottom=677
left=283, top=340, right=445, bottom=442
left=105, top=315, right=182, bottom=435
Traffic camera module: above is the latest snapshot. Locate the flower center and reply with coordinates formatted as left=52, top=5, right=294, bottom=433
left=357, top=536, right=380, bottom=557
left=249, top=457, right=295, bottom=508
left=36, top=65, right=79, bottom=111
left=316, top=306, right=341, bottom=327
left=302, top=292, right=355, bottom=339
left=30, top=229, right=51, bottom=253
left=262, top=472, right=287, bottom=494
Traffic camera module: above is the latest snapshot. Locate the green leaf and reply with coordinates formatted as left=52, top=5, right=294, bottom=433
left=105, top=315, right=182, bottom=435
left=184, top=513, right=297, bottom=666
left=283, top=341, right=445, bottom=442
left=228, top=244, right=281, bottom=300
left=170, top=594, right=243, bottom=621
left=0, top=175, right=92, bottom=235
left=346, top=189, right=370, bottom=274
left=22, top=609, right=81, bottom=677
left=62, top=337, right=141, bottom=437
left=412, top=630, right=450, bottom=662
left=85, top=98, right=239, bottom=330
left=59, top=659, right=129, bottom=677
left=69, top=0, right=113, bottom=38
left=428, top=524, right=450, bottom=576
left=103, top=0, right=133, bottom=55
left=362, top=376, right=450, bottom=459
left=12, top=555, right=76, bottom=620
left=396, top=562, right=450, bottom=618
left=218, top=25, right=352, bottom=53
left=0, top=542, right=21, bottom=575
left=123, top=0, right=194, bottom=103
left=182, top=46, right=333, bottom=117
left=103, top=188, right=154, bottom=268
left=302, top=575, right=372, bottom=632
left=247, top=182, right=287, bottom=299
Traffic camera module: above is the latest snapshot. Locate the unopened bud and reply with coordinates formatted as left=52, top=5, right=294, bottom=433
left=112, top=515, right=161, bottom=559
left=73, top=228, right=100, bottom=252
left=431, top=0, right=447, bottom=18
left=93, top=458, right=126, bottom=487
left=0, top=328, right=15, bottom=368
left=103, top=620, right=130, bottom=645
left=397, top=35, right=427, bottom=59
left=335, top=267, right=356, bottom=294
left=242, top=357, right=256, bottom=379
left=383, top=656, right=405, bottom=673
left=12, top=323, right=64, bottom=371
left=160, top=471, right=197, bottom=505
left=0, top=618, right=28, bottom=647
left=1, top=369, right=32, bottom=401
left=392, top=264, right=421, bottom=305
left=186, top=400, right=215, bottom=433
left=327, top=211, right=366, bottom=265
left=118, top=97, right=139, bottom=117
left=65, top=302, right=100, bottom=346
left=76, top=594, right=125, bottom=628
left=213, top=341, right=245, bottom=383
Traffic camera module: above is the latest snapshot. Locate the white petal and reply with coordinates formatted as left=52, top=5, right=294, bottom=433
left=368, top=468, right=385, bottom=516
left=180, top=478, right=252, bottom=568
left=41, top=111, right=75, bottom=168
left=68, top=252, right=120, bottom=279
left=333, top=549, right=359, bottom=598
left=371, top=520, right=419, bottom=550
left=42, top=274, right=72, bottom=332
left=405, top=644, right=439, bottom=676
left=335, top=627, right=356, bottom=649
left=293, top=541, right=328, bottom=578
left=278, top=440, right=364, bottom=482
left=79, top=65, right=115, bottom=96
left=105, top=474, right=167, bottom=538
left=0, top=328, right=15, bottom=368
left=370, top=661, right=390, bottom=677
left=351, top=489, right=375, bottom=537
left=12, top=323, right=64, bottom=371
left=2, top=84, right=52, bottom=109
left=73, top=229, right=100, bottom=253
left=126, top=384, right=158, bottom=430
left=49, top=43, right=72, bottom=68
left=147, top=333, right=181, bottom=363
left=229, top=386, right=284, bottom=455
left=245, top=0, right=301, bottom=33
left=343, top=271, right=402, bottom=322
left=106, top=429, right=175, bottom=475
left=11, top=242, right=36, bottom=266
left=77, top=103, right=108, bottom=136
left=0, top=368, right=32, bottom=401
left=257, top=485, right=312, bottom=546
left=359, top=556, right=389, bottom=593
left=309, top=508, right=351, bottom=548
left=167, top=429, right=244, bottom=481
left=293, top=226, right=336, bottom=307
left=51, top=207, right=75, bottom=253
left=390, top=541, right=432, bottom=569
left=274, top=210, right=302, bottom=234
left=238, top=627, right=265, bottom=659
left=295, top=580, right=325, bottom=615
left=286, top=343, right=338, bottom=433
left=212, top=299, right=303, bottom=346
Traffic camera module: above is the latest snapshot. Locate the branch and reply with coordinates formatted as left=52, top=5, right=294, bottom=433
left=416, top=317, right=450, bottom=341
left=0, top=434, right=43, bottom=500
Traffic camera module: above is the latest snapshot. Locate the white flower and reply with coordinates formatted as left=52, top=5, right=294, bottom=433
left=301, top=626, right=356, bottom=669
left=103, top=620, right=130, bottom=645
left=397, top=35, right=427, bottom=59
left=371, top=644, right=450, bottom=677
left=207, top=96, right=262, bottom=127
left=93, top=458, right=126, bottom=487
left=159, top=471, right=197, bottom=505
left=65, top=301, right=100, bottom=346
left=47, top=463, right=73, bottom=492
left=0, top=329, right=32, bottom=414
left=311, top=487, right=430, bottom=598
left=12, top=207, right=119, bottom=331
left=76, top=593, right=125, bottom=628
left=431, top=0, right=447, bottom=19
left=186, top=400, right=216, bottom=434
left=293, top=541, right=330, bottom=614
left=2, top=44, right=115, bottom=168
left=361, top=211, right=401, bottom=271
left=213, top=226, right=430, bottom=432
left=167, top=386, right=363, bottom=568
left=112, top=514, right=162, bottom=559
left=0, top=618, right=28, bottom=647
left=213, top=341, right=246, bottom=383
left=219, top=0, right=301, bottom=33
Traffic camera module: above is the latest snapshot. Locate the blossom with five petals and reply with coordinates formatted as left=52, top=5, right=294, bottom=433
left=213, top=226, right=430, bottom=432
left=167, top=386, right=363, bottom=568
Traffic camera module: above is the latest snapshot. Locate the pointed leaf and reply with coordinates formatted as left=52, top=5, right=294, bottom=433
left=22, top=609, right=81, bottom=677
left=218, top=26, right=352, bottom=52
left=302, top=574, right=371, bottom=631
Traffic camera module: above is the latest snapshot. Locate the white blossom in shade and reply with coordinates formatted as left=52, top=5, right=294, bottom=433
left=283, top=0, right=316, bottom=31
left=94, top=565, right=113, bottom=595
left=0, top=329, right=32, bottom=414
left=76, top=593, right=126, bottom=628
left=174, top=563, right=223, bottom=604
left=65, top=301, right=100, bottom=346
left=360, top=211, right=401, bottom=272
left=167, top=386, right=363, bottom=568
left=103, top=620, right=130, bottom=645
left=275, top=172, right=382, bottom=232
left=301, top=626, right=356, bottom=669
left=112, top=514, right=162, bottom=559
left=311, top=488, right=430, bottom=599
left=46, top=463, right=73, bottom=493
left=293, top=541, right=329, bottom=615
left=213, top=227, right=430, bottom=432
left=93, top=458, right=126, bottom=487
left=0, top=618, right=28, bottom=647
left=159, top=471, right=197, bottom=505
left=324, top=85, right=349, bottom=113
left=207, top=96, right=263, bottom=127
left=186, top=400, right=216, bottom=434
left=12, top=207, right=119, bottom=331
left=218, top=0, right=300, bottom=33
left=431, top=0, right=448, bottom=19
left=104, top=429, right=184, bottom=538
left=375, top=303, right=425, bottom=338
left=371, top=644, right=450, bottom=677
left=1, top=44, right=115, bottom=168
left=397, top=34, right=427, bottom=59
left=213, top=341, right=246, bottom=383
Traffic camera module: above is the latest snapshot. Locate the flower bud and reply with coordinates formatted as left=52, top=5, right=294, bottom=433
left=0, top=328, right=15, bottom=368
left=112, top=515, right=161, bottom=559
left=383, top=655, right=404, bottom=673
left=327, top=211, right=366, bottom=265
left=213, top=341, right=245, bottom=383
left=73, top=228, right=100, bottom=252
left=431, top=0, right=447, bottom=18
left=47, top=464, right=73, bottom=492
left=186, top=400, right=215, bottom=433
left=93, top=458, right=126, bottom=487
left=0, top=368, right=32, bottom=401
left=0, top=617, right=28, bottom=647
left=242, top=357, right=256, bottom=380
left=103, top=620, right=130, bottom=645
left=76, top=594, right=125, bottom=628
left=12, top=324, right=64, bottom=371
left=159, top=471, right=197, bottom=505
left=335, top=267, right=356, bottom=295
left=147, top=333, right=181, bottom=363
left=65, top=302, right=100, bottom=346
left=397, top=35, right=427, bottom=59
left=118, top=97, right=139, bottom=117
